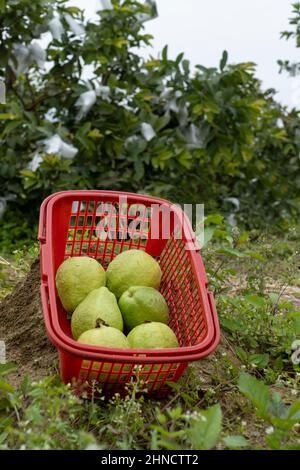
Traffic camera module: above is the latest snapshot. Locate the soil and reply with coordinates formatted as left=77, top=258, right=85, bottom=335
left=0, top=260, right=57, bottom=387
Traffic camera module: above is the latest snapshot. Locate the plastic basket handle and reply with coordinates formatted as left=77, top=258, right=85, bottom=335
left=40, top=282, right=52, bottom=333
left=38, top=193, right=55, bottom=243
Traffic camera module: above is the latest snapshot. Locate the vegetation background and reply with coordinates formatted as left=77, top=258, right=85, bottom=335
left=0, top=0, right=299, bottom=450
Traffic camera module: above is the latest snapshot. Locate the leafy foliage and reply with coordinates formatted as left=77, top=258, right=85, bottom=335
left=0, top=0, right=299, bottom=242
left=239, top=373, right=300, bottom=449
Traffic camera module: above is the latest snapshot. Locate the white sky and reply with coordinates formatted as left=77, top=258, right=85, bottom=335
left=71, top=0, right=300, bottom=108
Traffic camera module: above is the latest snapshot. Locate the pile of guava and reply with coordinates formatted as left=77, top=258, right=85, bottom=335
left=55, top=249, right=179, bottom=350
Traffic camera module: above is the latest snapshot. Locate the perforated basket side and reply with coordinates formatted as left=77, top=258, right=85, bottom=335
left=40, top=190, right=220, bottom=362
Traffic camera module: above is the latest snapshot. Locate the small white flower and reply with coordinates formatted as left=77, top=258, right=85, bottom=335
left=86, top=443, right=101, bottom=450
left=241, top=421, right=247, bottom=427
left=265, top=426, right=274, bottom=435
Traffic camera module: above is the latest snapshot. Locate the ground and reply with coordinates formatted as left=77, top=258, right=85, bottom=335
left=0, top=224, right=299, bottom=450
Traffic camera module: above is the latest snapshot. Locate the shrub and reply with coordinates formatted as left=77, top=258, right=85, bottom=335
left=0, top=0, right=299, bottom=239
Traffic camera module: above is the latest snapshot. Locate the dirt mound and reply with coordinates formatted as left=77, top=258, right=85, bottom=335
left=0, top=260, right=57, bottom=387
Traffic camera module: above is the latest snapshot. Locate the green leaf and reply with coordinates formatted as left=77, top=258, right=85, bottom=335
left=235, top=346, right=248, bottom=362
left=287, top=399, right=300, bottom=421
left=217, top=247, right=245, bottom=258
left=0, top=113, right=17, bottom=120
left=113, top=38, right=129, bottom=48
left=204, top=214, right=224, bottom=226
left=145, top=59, right=161, bottom=68
left=220, top=50, right=228, bottom=71
left=175, top=52, right=184, bottom=65
left=189, top=404, right=222, bottom=450
left=268, top=292, right=280, bottom=305
left=238, top=373, right=270, bottom=417
left=182, top=59, right=190, bottom=74
left=245, top=294, right=266, bottom=308
left=162, top=45, right=168, bottom=61
left=202, top=227, right=215, bottom=247
left=248, top=353, right=269, bottom=368
left=0, top=398, right=12, bottom=411
left=223, top=435, right=249, bottom=449
left=244, top=251, right=266, bottom=262
left=0, top=379, right=14, bottom=393
left=0, top=362, right=17, bottom=376
left=88, top=129, right=103, bottom=139
left=221, top=317, right=244, bottom=333
left=192, top=103, right=203, bottom=116
left=177, top=149, right=192, bottom=169
left=64, top=6, right=82, bottom=14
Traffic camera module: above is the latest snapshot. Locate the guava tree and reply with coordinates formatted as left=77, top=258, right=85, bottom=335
left=0, top=0, right=299, bottom=248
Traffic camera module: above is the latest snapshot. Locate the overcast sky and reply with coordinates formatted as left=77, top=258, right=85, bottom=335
left=71, top=0, right=300, bottom=108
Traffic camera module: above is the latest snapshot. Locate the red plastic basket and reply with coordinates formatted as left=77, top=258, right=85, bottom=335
left=39, top=190, right=220, bottom=397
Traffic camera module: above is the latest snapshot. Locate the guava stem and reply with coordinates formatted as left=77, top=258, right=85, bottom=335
left=95, top=318, right=108, bottom=328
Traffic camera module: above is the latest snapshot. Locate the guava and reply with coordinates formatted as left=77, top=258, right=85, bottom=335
left=78, top=324, right=130, bottom=349
left=119, top=286, right=169, bottom=331
left=127, top=322, right=179, bottom=349
left=71, top=287, right=123, bottom=339
left=106, top=249, right=162, bottom=298
left=55, top=256, right=106, bottom=313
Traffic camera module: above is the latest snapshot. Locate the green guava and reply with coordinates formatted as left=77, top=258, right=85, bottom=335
left=119, top=286, right=169, bottom=331
left=127, top=322, right=179, bottom=349
left=106, top=249, right=162, bottom=298
left=78, top=325, right=130, bottom=349
left=55, top=256, right=106, bottom=313
left=71, top=287, right=123, bottom=339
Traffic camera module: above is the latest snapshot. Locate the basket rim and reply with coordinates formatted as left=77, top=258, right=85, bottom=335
left=39, top=190, right=219, bottom=361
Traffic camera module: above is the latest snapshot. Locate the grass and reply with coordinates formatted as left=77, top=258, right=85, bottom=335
left=0, top=218, right=299, bottom=450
